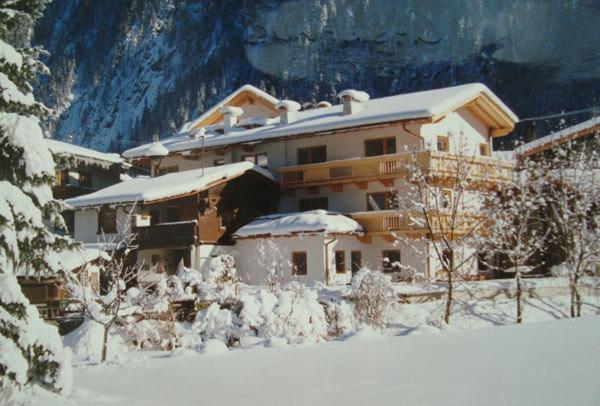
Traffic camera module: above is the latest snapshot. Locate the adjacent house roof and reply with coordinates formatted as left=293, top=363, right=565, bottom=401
left=234, top=210, right=364, bottom=238
left=46, top=138, right=129, bottom=169
left=516, top=116, right=600, bottom=157
left=123, top=83, right=518, bottom=160
left=65, top=162, right=274, bottom=208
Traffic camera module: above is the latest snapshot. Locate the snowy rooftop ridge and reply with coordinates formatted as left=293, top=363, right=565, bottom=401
left=179, top=84, right=279, bottom=134
left=65, top=162, right=274, bottom=208
left=46, top=138, right=128, bottom=167
left=516, top=116, right=600, bottom=156
left=123, top=83, right=518, bottom=160
left=234, top=210, right=364, bottom=238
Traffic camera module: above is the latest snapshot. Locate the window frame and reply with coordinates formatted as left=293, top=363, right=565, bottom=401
left=436, top=135, right=450, bottom=152
left=297, top=145, right=327, bottom=165
left=292, top=251, right=308, bottom=276
left=97, top=206, right=117, bottom=235
left=351, top=251, right=362, bottom=274
left=334, top=250, right=346, bottom=274
left=479, top=143, right=490, bottom=156
left=382, top=250, right=401, bottom=273
left=366, top=191, right=393, bottom=211
left=243, top=153, right=269, bottom=168
left=364, top=137, right=397, bottom=157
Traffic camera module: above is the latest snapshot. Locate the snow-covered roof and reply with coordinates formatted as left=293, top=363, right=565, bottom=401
left=234, top=210, right=364, bottom=238
left=517, top=116, right=600, bottom=157
left=123, top=83, right=518, bottom=160
left=179, top=84, right=279, bottom=134
left=65, top=162, right=274, bottom=208
left=46, top=138, right=128, bottom=168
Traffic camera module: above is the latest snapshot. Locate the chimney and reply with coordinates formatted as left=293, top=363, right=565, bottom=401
left=317, top=101, right=332, bottom=108
left=219, top=106, right=244, bottom=133
left=338, top=89, right=370, bottom=115
left=275, top=100, right=301, bottom=124
left=189, top=126, right=206, bottom=139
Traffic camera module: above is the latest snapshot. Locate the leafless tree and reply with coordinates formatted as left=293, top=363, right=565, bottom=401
left=544, top=137, right=600, bottom=317
left=394, top=143, right=507, bottom=323
left=480, top=157, right=548, bottom=323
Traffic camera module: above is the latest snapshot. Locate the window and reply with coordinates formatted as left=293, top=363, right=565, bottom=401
left=157, top=166, right=178, bottom=176
left=437, top=136, right=449, bottom=152
left=479, top=143, right=490, bottom=156
left=351, top=251, right=362, bottom=274
left=335, top=251, right=346, bottom=274
left=441, top=189, right=453, bottom=209
left=292, top=252, right=307, bottom=276
left=299, top=197, right=328, bottom=212
left=149, top=209, right=160, bottom=225
left=365, top=137, right=396, bottom=157
left=367, top=192, right=394, bottom=211
left=382, top=250, right=401, bottom=273
left=214, top=158, right=225, bottom=166
left=297, top=146, right=327, bottom=165
left=97, top=206, right=117, bottom=234
left=56, top=170, right=68, bottom=186
left=243, top=154, right=268, bottom=168
left=167, top=206, right=180, bottom=223
left=78, top=171, right=92, bottom=188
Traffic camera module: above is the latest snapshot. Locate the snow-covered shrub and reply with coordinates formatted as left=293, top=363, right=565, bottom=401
left=64, top=320, right=129, bottom=365
left=125, top=319, right=183, bottom=351
left=350, top=268, right=395, bottom=327
left=324, top=300, right=358, bottom=337
left=193, top=282, right=328, bottom=346
left=202, top=255, right=238, bottom=286
left=167, top=263, right=203, bottom=301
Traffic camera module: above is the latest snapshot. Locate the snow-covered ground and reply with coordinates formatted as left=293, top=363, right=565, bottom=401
left=23, top=314, right=600, bottom=406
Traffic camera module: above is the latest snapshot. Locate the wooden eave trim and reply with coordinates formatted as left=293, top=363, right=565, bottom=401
left=170, top=118, right=431, bottom=158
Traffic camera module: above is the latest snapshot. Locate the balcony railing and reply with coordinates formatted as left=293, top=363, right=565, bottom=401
left=277, top=151, right=514, bottom=188
left=134, top=220, right=198, bottom=249
left=350, top=210, right=485, bottom=237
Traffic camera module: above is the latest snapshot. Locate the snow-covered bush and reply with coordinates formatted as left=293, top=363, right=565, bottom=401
left=124, top=319, right=183, bottom=351
left=350, top=268, right=395, bottom=327
left=202, top=255, right=238, bottom=286
left=324, top=300, right=358, bottom=337
left=64, top=319, right=129, bottom=365
left=193, top=282, right=328, bottom=346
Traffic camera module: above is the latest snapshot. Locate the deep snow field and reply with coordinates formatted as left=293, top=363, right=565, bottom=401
left=20, top=292, right=600, bottom=406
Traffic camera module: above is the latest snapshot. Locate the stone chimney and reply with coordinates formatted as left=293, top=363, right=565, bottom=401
left=275, top=100, right=301, bottom=124
left=219, top=106, right=244, bottom=133
left=338, top=89, right=370, bottom=115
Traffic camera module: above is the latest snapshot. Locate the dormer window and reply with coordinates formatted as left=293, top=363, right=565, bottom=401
left=437, top=136, right=450, bottom=152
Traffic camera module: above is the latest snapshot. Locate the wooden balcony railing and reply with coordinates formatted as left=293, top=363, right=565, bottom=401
left=277, top=151, right=514, bottom=188
left=350, top=210, right=485, bottom=238
left=134, top=220, right=198, bottom=249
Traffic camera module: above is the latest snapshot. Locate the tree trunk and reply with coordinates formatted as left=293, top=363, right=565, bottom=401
left=516, top=271, right=522, bottom=324
left=444, top=263, right=453, bottom=324
left=572, top=274, right=582, bottom=318
left=101, top=324, right=109, bottom=363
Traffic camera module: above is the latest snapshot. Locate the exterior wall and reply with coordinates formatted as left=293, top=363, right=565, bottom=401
left=234, top=235, right=326, bottom=285
left=73, top=206, right=134, bottom=244
left=421, top=108, right=491, bottom=155
left=193, top=244, right=235, bottom=272
left=234, top=234, right=431, bottom=286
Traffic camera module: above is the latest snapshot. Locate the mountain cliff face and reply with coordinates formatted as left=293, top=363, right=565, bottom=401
left=35, top=0, right=600, bottom=152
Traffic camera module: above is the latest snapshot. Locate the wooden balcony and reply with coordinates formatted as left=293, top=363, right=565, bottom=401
left=134, top=220, right=198, bottom=249
left=277, top=151, right=514, bottom=189
left=350, top=210, right=485, bottom=239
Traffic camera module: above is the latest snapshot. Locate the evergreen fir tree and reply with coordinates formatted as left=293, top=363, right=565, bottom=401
left=0, top=0, right=72, bottom=397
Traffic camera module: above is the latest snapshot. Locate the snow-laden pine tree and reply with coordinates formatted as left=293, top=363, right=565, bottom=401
left=0, top=0, right=72, bottom=397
